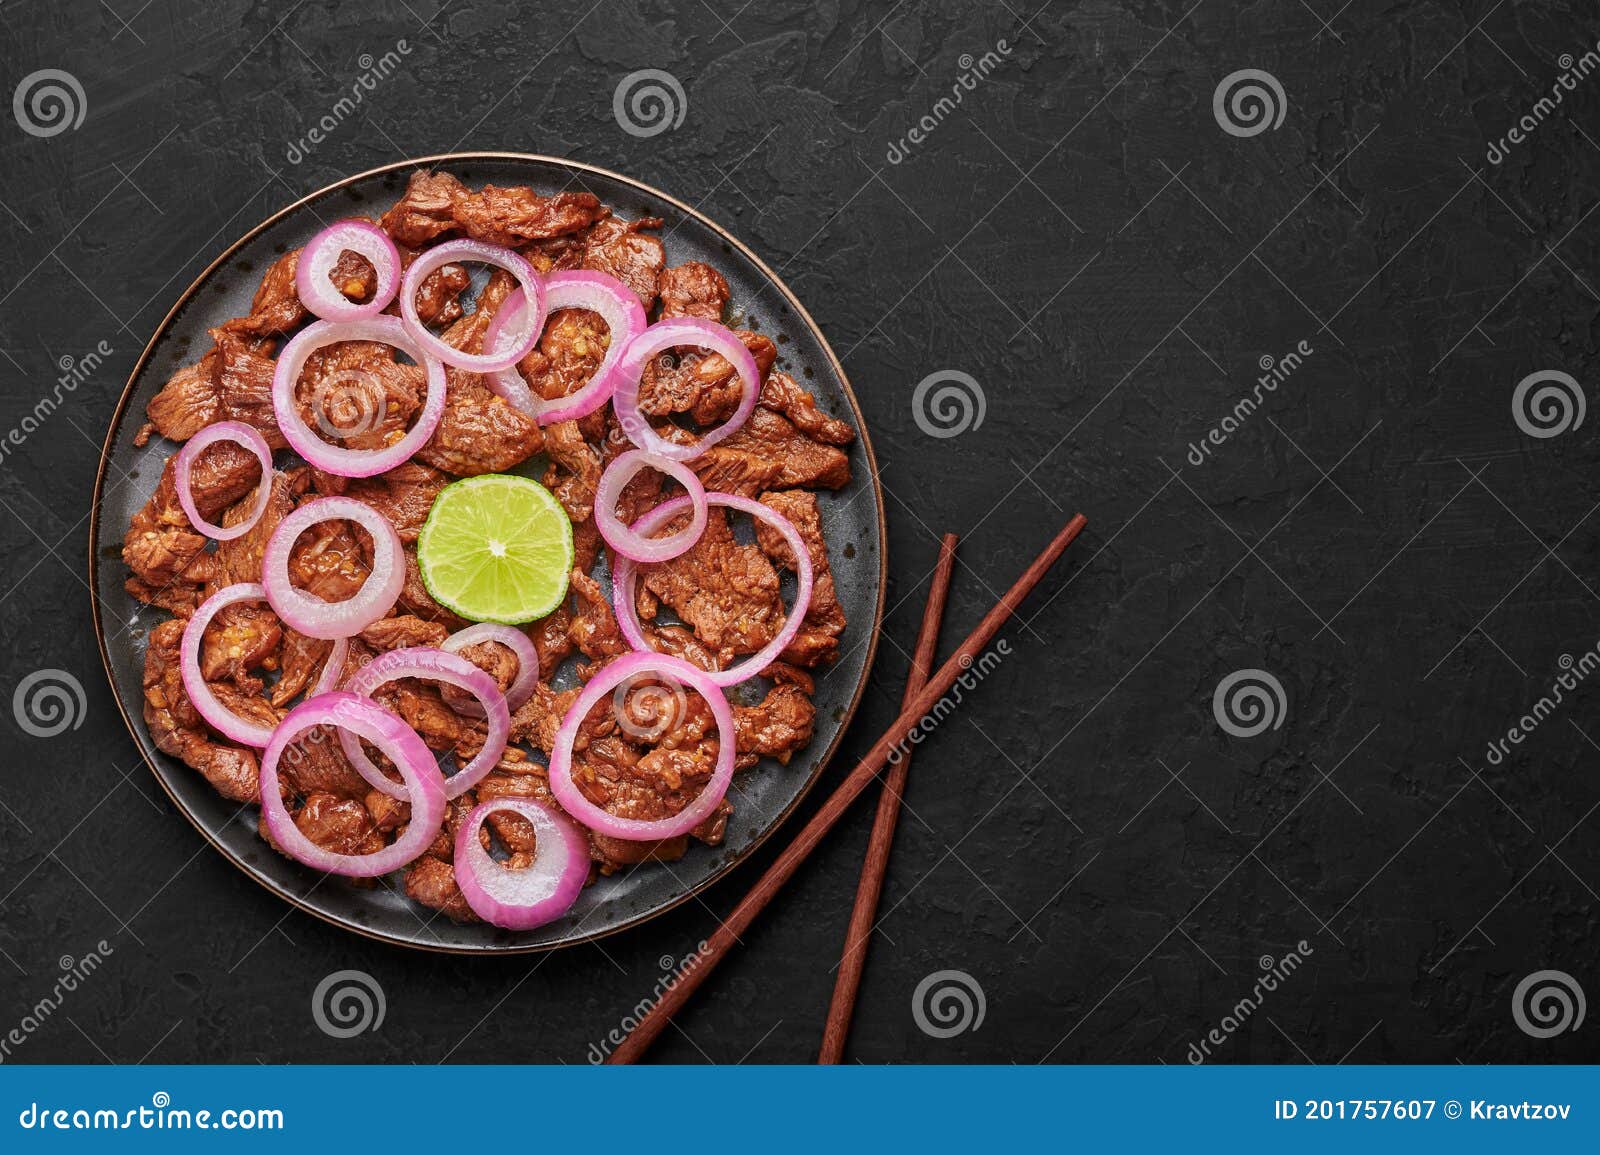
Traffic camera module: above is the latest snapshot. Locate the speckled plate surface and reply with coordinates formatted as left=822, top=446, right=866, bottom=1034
left=88, top=154, right=886, bottom=954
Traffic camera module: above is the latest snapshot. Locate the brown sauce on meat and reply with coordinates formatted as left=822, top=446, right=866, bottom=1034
left=126, top=171, right=858, bottom=920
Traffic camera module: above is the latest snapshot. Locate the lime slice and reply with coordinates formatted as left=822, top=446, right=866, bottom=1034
left=418, top=474, right=574, bottom=624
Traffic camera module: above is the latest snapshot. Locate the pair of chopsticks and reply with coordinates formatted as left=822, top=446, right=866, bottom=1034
left=605, top=512, right=1088, bottom=1064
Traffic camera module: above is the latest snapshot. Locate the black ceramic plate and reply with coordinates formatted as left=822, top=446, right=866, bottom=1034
left=88, top=154, right=886, bottom=953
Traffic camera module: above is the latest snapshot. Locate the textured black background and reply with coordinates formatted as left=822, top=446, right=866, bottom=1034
left=2, top=0, right=1598, bottom=1064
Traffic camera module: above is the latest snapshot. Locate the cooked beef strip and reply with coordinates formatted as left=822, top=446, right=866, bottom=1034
left=571, top=513, right=603, bottom=577
left=403, top=793, right=482, bottom=921
left=206, top=679, right=282, bottom=729
left=453, top=183, right=605, bottom=248
left=198, top=601, right=282, bottom=684
left=647, top=624, right=721, bottom=673
left=210, top=467, right=295, bottom=589
left=639, top=261, right=773, bottom=424
left=567, top=570, right=626, bottom=661
left=639, top=507, right=784, bottom=666
left=142, top=619, right=259, bottom=803
left=637, top=329, right=775, bottom=420
left=591, top=832, right=689, bottom=872
left=690, top=799, right=733, bottom=846
left=760, top=370, right=856, bottom=446
left=216, top=331, right=287, bottom=444
left=581, top=214, right=665, bottom=308
left=358, top=615, right=449, bottom=652
left=440, top=636, right=524, bottom=715
left=280, top=793, right=387, bottom=857
left=657, top=261, right=729, bottom=321
left=295, top=339, right=424, bottom=454
left=568, top=734, right=700, bottom=872
left=343, top=462, right=448, bottom=542
left=540, top=418, right=602, bottom=523
left=575, top=736, right=718, bottom=827
left=417, top=370, right=545, bottom=476
left=395, top=546, right=470, bottom=630
left=124, top=576, right=206, bottom=617
left=374, top=678, right=484, bottom=762
left=286, top=515, right=371, bottom=604
left=123, top=440, right=262, bottom=592
left=145, top=352, right=219, bottom=442
left=520, top=307, right=610, bottom=404
left=686, top=406, right=852, bottom=494
left=379, top=170, right=604, bottom=250
left=530, top=607, right=575, bottom=678
left=764, top=661, right=815, bottom=692
left=380, top=171, right=463, bottom=248
left=756, top=489, right=847, bottom=668
left=509, top=682, right=581, bottom=753
left=221, top=249, right=306, bottom=338
left=275, top=726, right=374, bottom=801
left=272, top=630, right=333, bottom=707
left=733, top=682, right=816, bottom=764
left=403, top=855, right=477, bottom=922
left=401, top=253, right=471, bottom=327
left=415, top=271, right=544, bottom=475
left=144, top=327, right=283, bottom=449
left=366, top=789, right=409, bottom=833
left=687, top=332, right=779, bottom=427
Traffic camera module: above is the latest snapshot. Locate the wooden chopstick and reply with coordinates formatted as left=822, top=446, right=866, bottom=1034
left=818, top=532, right=958, bottom=1064
left=605, top=512, right=1088, bottom=1065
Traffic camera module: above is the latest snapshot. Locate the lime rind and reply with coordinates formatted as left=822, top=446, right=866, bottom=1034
left=417, top=474, right=574, bottom=624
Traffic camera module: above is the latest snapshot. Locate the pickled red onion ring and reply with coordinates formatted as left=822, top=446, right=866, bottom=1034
left=612, top=492, right=813, bottom=687
left=595, top=449, right=708, bottom=563
left=313, top=635, right=350, bottom=695
left=261, top=496, right=405, bottom=639
left=259, top=691, right=445, bottom=878
left=453, top=797, right=589, bottom=930
left=548, top=651, right=736, bottom=841
left=485, top=272, right=648, bottom=423
left=179, top=582, right=280, bottom=748
left=271, top=315, right=446, bottom=478
left=293, top=219, right=402, bottom=322
left=440, top=623, right=539, bottom=716
left=611, top=318, right=760, bottom=462
left=400, top=239, right=544, bottom=374
left=174, top=421, right=273, bottom=541
left=338, top=646, right=511, bottom=800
